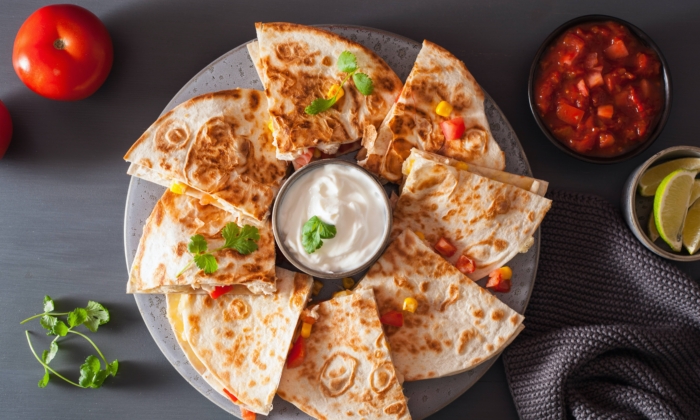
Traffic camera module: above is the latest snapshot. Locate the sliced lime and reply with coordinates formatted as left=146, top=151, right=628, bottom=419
left=639, top=158, right=700, bottom=196
left=648, top=214, right=660, bottom=242
left=689, top=180, right=700, bottom=207
left=683, top=200, right=700, bottom=254
left=654, top=169, right=695, bottom=252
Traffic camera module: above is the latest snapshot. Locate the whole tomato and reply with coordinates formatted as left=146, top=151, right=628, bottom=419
left=0, top=100, right=13, bottom=159
left=12, top=4, right=113, bottom=101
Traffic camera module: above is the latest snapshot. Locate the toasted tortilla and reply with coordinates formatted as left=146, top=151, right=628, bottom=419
left=124, top=89, right=289, bottom=222
left=249, top=22, right=402, bottom=160
left=392, top=151, right=552, bottom=281
left=127, top=190, right=277, bottom=295
left=277, top=288, right=411, bottom=420
left=357, top=230, right=524, bottom=381
left=168, top=268, right=313, bottom=415
left=359, top=40, right=505, bottom=182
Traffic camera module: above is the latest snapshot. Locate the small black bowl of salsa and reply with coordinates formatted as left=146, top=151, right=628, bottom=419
left=528, top=15, right=672, bottom=163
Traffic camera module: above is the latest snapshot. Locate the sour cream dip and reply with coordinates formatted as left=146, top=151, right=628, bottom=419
left=273, top=161, right=391, bottom=277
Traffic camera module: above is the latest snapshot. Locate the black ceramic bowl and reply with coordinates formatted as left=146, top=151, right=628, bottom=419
left=528, top=15, right=672, bottom=164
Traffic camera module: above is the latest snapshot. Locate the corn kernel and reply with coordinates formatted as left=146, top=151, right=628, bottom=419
left=313, top=148, right=322, bottom=158
left=499, top=266, right=513, bottom=280
left=199, top=194, right=215, bottom=206
left=333, top=290, right=351, bottom=298
left=342, top=277, right=355, bottom=290
left=327, top=84, right=344, bottom=100
left=170, top=182, right=187, bottom=195
left=300, top=322, right=313, bottom=338
left=414, top=231, right=425, bottom=241
left=403, top=297, right=418, bottom=313
left=312, top=280, right=324, bottom=296
left=403, top=158, right=414, bottom=175
left=455, top=162, right=469, bottom=171
left=267, top=119, right=274, bottom=132
left=435, top=101, right=453, bottom=117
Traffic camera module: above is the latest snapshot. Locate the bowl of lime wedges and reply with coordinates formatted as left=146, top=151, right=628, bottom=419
left=623, top=146, right=700, bottom=261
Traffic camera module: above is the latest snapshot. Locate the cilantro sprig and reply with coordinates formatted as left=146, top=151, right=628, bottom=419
left=302, top=216, right=337, bottom=254
left=177, top=222, right=260, bottom=277
left=305, top=51, right=375, bottom=115
left=21, top=296, right=118, bottom=389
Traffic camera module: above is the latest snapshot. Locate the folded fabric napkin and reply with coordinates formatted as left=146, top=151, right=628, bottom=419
left=502, top=191, right=700, bottom=419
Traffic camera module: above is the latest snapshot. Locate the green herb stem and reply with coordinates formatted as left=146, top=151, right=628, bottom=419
left=176, top=260, right=194, bottom=278
left=20, top=312, right=70, bottom=325
left=25, top=331, right=82, bottom=388
left=68, top=330, right=108, bottom=366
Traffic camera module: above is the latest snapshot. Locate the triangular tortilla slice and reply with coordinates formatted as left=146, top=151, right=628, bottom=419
left=124, top=89, right=289, bottom=222
left=392, top=150, right=552, bottom=281
left=357, top=230, right=524, bottom=381
left=167, top=267, right=313, bottom=415
left=128, top=190, right=277, bottom=295
left=277, top=288, right=411, bottom=420
left=359, top=40, right=505, bottom=182
left=249, top=22, right=402, bottom=161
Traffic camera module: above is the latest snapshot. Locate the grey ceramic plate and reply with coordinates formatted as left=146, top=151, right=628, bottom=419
left=123, top=25, right=539, bottom=419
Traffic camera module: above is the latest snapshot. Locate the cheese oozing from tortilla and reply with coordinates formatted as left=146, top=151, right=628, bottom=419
left=277, top=163, right=388, bottom=273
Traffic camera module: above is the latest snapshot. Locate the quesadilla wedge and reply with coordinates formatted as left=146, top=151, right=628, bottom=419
left=277, top=288, right=411, bottom=420
left=166, top=267, right=313, bottom=415
left=357, top=229, right=524, bottom=381
left=124, top=89, right=289, bottom=222
left=392, top=151, right=552, bottom=281
left=249, top=22, right=402, bottom=162
left=128, top=190, right=276, bottom=295
left=359, top=40, right=505, bottom=182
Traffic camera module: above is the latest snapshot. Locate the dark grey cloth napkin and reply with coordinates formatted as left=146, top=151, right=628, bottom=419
left=502, top=191, right=700, bottom=420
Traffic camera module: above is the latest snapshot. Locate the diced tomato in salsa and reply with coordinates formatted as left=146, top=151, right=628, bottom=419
left=440, top=117, right=465, bottom=141
left=455, top=255, right=475, bottom=274
left=486, top=271, right=512, bottom=293
left=434, top=237, right=457, bottom=257
left=293, top=149, right=314, bottom=170
left=380, top=310, right=404, bottom=327
left=210, top=285, right=234, bottom=299
left=287, top=336, right=305, bottom=369
left=534, top=21, right=664, bottom=158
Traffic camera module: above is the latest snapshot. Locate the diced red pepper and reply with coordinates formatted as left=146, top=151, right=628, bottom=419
left=485, top=270, right=512, bottom=293
left=440, top=117, right=465, bottom=141
left=210, top=285, right=234, bottom=300
left=241, top=408, right=257, bottom=420
left=604, top=38, right=629, bottom=59
left=556, top=102, right=585, bottom=126
left=223, top=388, right=239, bottom=403
left=380, top=310, right=404, bottom=327
left=597, top=105, right=614, bottom=119
left=287, top=336, right=305, bottom=369
left=434, top=237, right=457, bottom=258
left=455, top=255, right=476, bottom=274
left=292, top=149, right=314, bottom=170
left=599, top=133, right=615, bottom=148
left=586, top=72, right=603, bottom=88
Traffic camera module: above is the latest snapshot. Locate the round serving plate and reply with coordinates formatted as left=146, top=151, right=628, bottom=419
left=124, top=25, right=540, bottom=419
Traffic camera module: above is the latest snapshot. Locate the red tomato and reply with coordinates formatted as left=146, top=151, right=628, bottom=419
left=287, top=336, right=305, bottom=369
left=13, top=4, right=113, bottom=101
left=485, top=271, right=511, bottom=293
left=556, top=102, right=585, bottom=126
left=380, top=310, right=404, bottom=327
left=455, top=255, right=475, bottom=274
left=604, top=38, right=629, bottom=59
left=241, top=408, right=257, bottom=420
left=0, top=100, right=12, bottom=159
left=597, top=105, right=614, bottom=119
left=599, top=133, right=616, bottom=148
left=434, top=237, right=457, bottom=258
left=292, top=149, right=313, bottom=170
left=440, top=117, right=465, bottom=141
left=223, top=388, right=239, bottom=403
left=209, top=285, right=234, bottom=299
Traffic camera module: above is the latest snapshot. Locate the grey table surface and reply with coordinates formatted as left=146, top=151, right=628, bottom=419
left=2, top=1, right=699, bottom=419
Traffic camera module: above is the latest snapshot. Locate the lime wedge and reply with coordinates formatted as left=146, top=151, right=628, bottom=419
left=639, top=158, right=700, bottom=196
left=683, top=200, right=700, bottom=254
left=654, top=169, right=695, bottom=252
left=648, top=214, right=660, bottom=242
left=689, top=180, right=700, bottom=207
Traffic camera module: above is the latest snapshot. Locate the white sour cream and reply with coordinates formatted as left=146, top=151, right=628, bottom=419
left=277, top=163, right=388, bottom=273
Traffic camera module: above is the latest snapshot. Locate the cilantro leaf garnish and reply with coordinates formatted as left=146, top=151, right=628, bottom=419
left=22, top=297, right=118, bottom=390
left=302, top=216, right=337, bottom=254
left=177, top=222, right=261, bottom=277
left=305, top=51, right=375, bottom=115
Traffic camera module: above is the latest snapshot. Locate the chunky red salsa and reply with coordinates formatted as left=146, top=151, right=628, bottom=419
left=534, top=21, right=665, bottom=157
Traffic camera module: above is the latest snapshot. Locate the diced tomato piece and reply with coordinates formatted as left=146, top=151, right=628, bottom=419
left=584, top=53, right=598, bottom=69
left=636, top=120, right=648, bottom=137
left=210, top=285, right=234, bottom=299
left=485, top=271, right=512, bottom=293
left=241, top=409, right=257, bottom=420
left=640, top=79, right=651, bottom=97
left=287, top=336, right=305, bottom=369
left=455, top=255, right=475, bottom=274
left=636, top=53, right=648, bottom=71
left=380, top=310, right=404, bottom=327
left=556, top=102, right=585, bottom=126
left=562, top=33, right=586, bottom=52
left=440, top=117, right=465, bottom=141
left=576, top=79, right=589, bottom=97
left=292, top=149, right=314, bottom=170
left=559, top=51, right=577, bottom=66
left=604, top=73, right=618, bottom=93
left=604, top=38, right=629, bottom=59
left=599, top=132, right=615, bottom=148
left=628, top=88, right=644, bottom=113
left=586, top=72, right=603, bottom=88
left=571, top=116, right=598, bottom=153
left=535, top=71, right=560, bottom=113
left=223, top=388, right=239, bottom=403
left=597, top=105, right=614, bottom=119
left=434, top=237, right=457, bottom=257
